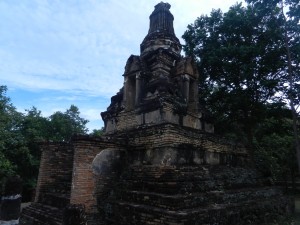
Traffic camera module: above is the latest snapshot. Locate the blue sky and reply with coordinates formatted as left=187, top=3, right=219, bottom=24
left=0, top=0, right=241, bottom=132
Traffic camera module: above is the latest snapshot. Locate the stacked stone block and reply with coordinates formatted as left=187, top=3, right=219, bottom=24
left=70, top=136, right=122, bottom=225
left=95, top=125, right=293, bottom=225
left=20, top=137, right=122, bottom=225
left=113, top=164, right=292, bottom=225
left=21, top=142, right=74, bottom=224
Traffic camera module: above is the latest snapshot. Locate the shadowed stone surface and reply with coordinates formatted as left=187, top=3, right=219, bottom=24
left=63, top=204, right=86, bottom=225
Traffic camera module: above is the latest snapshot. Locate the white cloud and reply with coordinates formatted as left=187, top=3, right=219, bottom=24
left=82, top=108, right=104, bottom=121
left=1, top=0, right=242, bottom=131
left=0, top=0, right=241, bottom=95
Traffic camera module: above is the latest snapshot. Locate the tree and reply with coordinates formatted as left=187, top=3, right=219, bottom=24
left=0, top=86, right=90, bottom=198
left=182, top=1, right=300, bottom=178
left=183, top=3, right=293, bottom=147
left=18, top=107, right=51, bottom=197
left=49, top=105, right=89, bottom=141
left=22, top=107, right=50, bottom=142
left=0, top=86, right=15, bottom=179
left=0, top=86, right=26, bottom=191
left=245, top=0, right=300, bottom=173
left=253, top=104, right=297, bottom=181
left=90, top=128, right=105, bottom=137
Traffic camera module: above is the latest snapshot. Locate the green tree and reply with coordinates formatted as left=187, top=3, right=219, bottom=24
left=182, top=1, right=299, bottom=178
left=18, top=107, right=51, bottom=196
left=16, top=105, right=89, bottom=198
left=0, top=86, right=26, bottom=191
left=49, top=105, right=89, bottom=141
left=245, top=0, right=300, bottom=176
left=90, top=127, right=105, bottom=137
left=183, top=3, right=290, bottom=147
left=0, top=86, right=15, bottom=178
left=22, top=107, right=50, bottom=142
left=253, top=104, right=296, bottom=181
left=0, top=86, right=90, bottom=198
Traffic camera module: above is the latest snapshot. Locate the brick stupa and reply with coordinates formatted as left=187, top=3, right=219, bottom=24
left=21, top=2, right=293, bottom=225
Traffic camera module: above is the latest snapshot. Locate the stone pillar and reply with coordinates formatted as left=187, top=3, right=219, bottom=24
left=182, top=75, right=190, bottom=103
left=135, top=72, right=142, bottom=106
left=0, top=176, right=22, bottom=225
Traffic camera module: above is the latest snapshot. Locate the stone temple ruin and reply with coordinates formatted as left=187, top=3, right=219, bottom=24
left=21, top=2, right=293, bottom=225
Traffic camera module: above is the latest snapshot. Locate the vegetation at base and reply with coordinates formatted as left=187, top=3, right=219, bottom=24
left=90, top=127, right=105, bottom=137
left=0, top=85, right=90, bottom=200
left=182, top=0, right=299, bottom=180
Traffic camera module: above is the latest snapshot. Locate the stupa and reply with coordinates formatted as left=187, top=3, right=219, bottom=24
left=21, top=2, right=293, bottom=225
left=96, top=2, right=293, bottom=224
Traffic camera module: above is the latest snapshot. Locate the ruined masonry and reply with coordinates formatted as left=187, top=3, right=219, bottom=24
left=21, top=2, right=293, bottom=225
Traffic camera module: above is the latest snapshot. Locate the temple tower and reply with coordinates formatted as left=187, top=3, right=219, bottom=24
left=21, top=2, right=293, bottom=225
left=98, top=3, right=293, bottom=224
left=140, top=2, right=181, bottom=56
left=101, top=2, right=213, bottom=134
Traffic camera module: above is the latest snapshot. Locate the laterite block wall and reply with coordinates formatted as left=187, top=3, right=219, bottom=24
left=70, top=136, right=120, bottom=224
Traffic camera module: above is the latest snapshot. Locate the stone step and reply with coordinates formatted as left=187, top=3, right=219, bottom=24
left=21, top=203, right=63, bottom=225
left=120, top=177, right=269, bottom=195
left=122, top=165, right=265, bottom=183
left=114, top=195, right=292, bottom=225
left=119, top=165, right=270, bottom=195
left=118, top=186, right=283, bottom=210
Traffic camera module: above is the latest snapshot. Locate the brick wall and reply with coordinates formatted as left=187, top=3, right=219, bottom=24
left=108, top=124, right=244, bottom=152
left=70, top=136, right=121, bottom=224
left=102, top=123, right=249, bottom=169
left=35, top=142, right=74, bottom=207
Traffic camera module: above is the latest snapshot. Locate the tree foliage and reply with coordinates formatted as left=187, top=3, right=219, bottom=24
left=245, top=0, right=300, bottom=174
left=183, top=3, right=288, bottom=145
left=0, top=86, right=89, bottom=198
left=90, top=127, right=105, bottom=137
left=182, top=1, right=299, bottom=179
left=49, top=105, right=89, bottom=142
left=0, top=86, right=23, bottom=184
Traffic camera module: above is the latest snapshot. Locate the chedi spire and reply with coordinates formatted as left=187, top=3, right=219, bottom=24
left=140, top=2, right=181, bottom=56
left=148, top=2, right=175, bottom=35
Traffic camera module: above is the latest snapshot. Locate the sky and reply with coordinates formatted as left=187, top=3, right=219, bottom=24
left=0, top=0, right=242, bottom=132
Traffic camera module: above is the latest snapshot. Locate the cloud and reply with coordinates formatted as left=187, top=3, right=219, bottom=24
left=82, top=108, right=104, bottom=121
left=0, top=0, right=134, bottom=97
left=0, top=0, right=241, bottom=98
left=1, top=0, right=242, bottom=131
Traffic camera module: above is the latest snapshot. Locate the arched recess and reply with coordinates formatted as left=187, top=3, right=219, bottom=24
left=124, top=75, right=136, bottom=111
left=188, top=77, right=198, bottom=112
